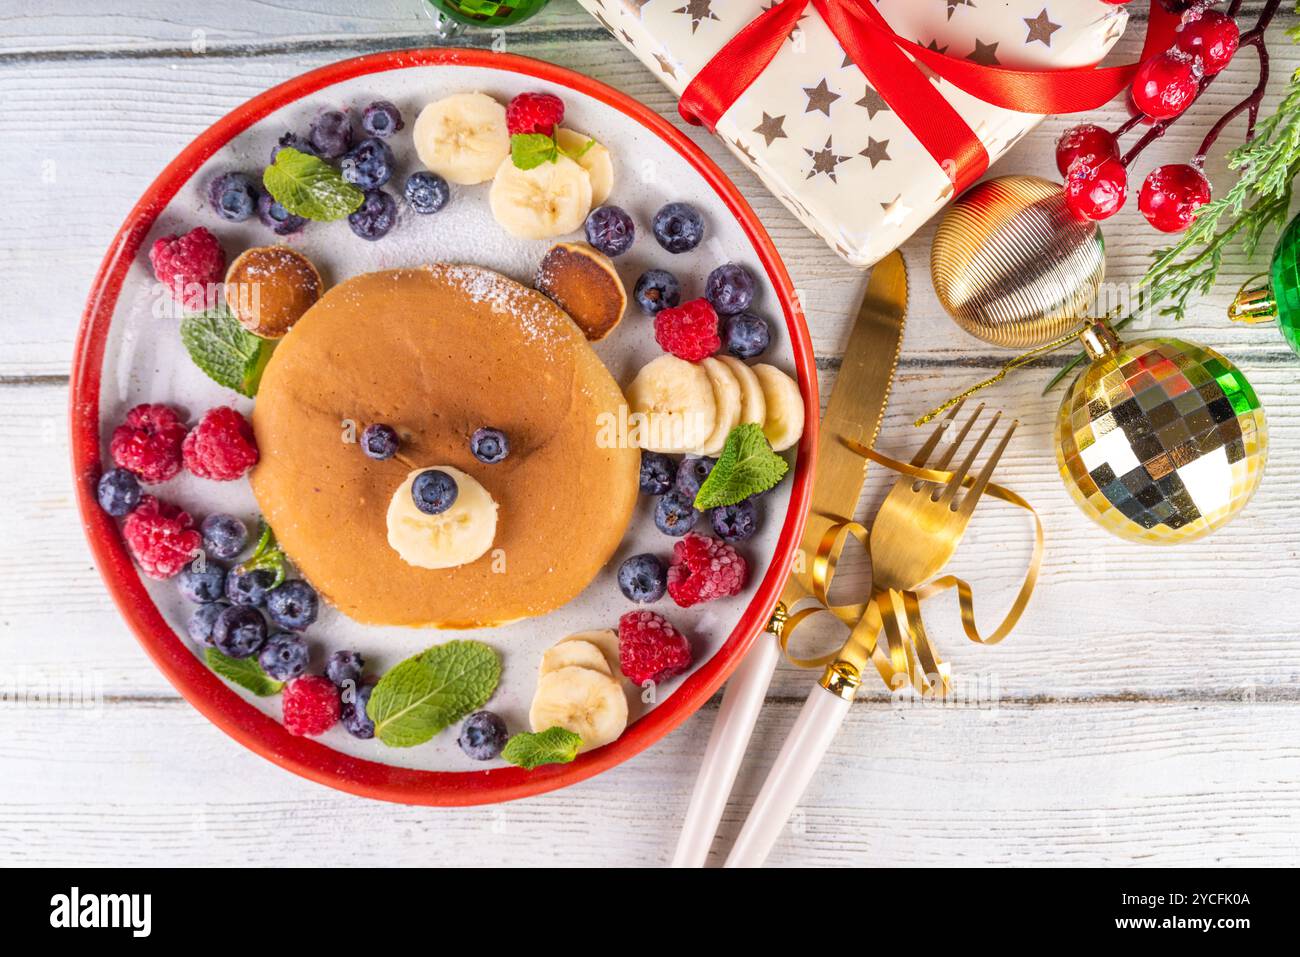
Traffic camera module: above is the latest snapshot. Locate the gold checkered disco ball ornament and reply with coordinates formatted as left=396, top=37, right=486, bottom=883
left=1055, top=320, right=1267, bottom=545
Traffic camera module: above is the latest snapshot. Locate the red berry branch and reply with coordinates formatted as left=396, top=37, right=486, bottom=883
left=1055, top=0, right=1284, bottom=232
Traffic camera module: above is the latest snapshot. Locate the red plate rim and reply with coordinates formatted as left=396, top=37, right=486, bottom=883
left=69, top=47, right=818, bottom=806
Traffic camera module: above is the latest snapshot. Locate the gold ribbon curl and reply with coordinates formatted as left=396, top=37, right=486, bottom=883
left=777, top=443, right=1043, bottom=697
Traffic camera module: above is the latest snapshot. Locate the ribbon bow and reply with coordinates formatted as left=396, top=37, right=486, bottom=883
left=680, top=0, right=1180, bottom=195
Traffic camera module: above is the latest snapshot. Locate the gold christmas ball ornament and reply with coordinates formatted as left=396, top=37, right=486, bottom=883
left=931, top=175, right=1105, bottom=349
left=1055, top=320, right=1267, bottom=545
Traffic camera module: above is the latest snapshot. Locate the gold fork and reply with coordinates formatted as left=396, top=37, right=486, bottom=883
left=724, top=402, right=1018, bottom=867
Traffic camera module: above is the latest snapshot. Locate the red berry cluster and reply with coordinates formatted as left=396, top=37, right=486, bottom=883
left=1056, top=2, right=1261, bottom=233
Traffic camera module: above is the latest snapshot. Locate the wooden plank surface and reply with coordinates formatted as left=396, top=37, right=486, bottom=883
left=2, top=0, right=1299, bottom=867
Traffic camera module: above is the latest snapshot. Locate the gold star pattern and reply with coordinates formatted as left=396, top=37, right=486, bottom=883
left=654, top=51, right=678, bottom=79
left=912, top=55, right=942, bottom=85
left=760, top=1, right=807, bottom=42
left=805, top=137, right=850, bottom=182
left=730, top=137, right=757, bottom=165
left=967, top=38, right=1000, bottom=66
left=620, top=28, right=636, bottom=47
left=856, top=87, right=890, bottom=119
left=925, top=39, right=949, bottom=55
left=753, top=112, right=787, bottom=147
left=621, top=0, right=653, bottom=16
left=1023, top=8, right=1062, bottom=46
left=859, top=136, right=890, bottom=168
left=935, top=179, right=955, bottom=202
left=1103, top=10, right=1126, bottom=43
left=673, top=0, right=719, bottom=33
left=880, top=194, right=912, bottom=226
left=803, top=78, right=840, bottom=116
left=945, top=0, right=975, bottom=19
left=593, top=11, right=616, bottom=35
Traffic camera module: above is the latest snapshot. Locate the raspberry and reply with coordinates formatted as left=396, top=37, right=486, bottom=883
left=282, top=675, right=341, bottom=737
left=506, top=92, right=565, bottom=136
left=148, top=226, right=226, bottom=312
left=121, top=495, right=202, bottom=580
left=109, top=403, right=188, bottom=483
left=654, top=298, right=721, bottom=362
left=617, top=610, right=693, bottom=686
left=182, top=406, right=259, bottom=481
left=666, top=532, right=748, bottom=608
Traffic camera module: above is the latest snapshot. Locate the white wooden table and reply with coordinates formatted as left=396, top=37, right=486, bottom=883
left=3, top=1, right=1299, bottom=867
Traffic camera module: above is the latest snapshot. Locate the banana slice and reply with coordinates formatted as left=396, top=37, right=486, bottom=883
left=386, top=466, right=498, bottom=569
left=539, top=639, right=612, bottom=678
left=752, top=364, right=806, bottom=452
left=529, top=666, right=629, bottom=752
left=625, top=353, right=717, bottom=453
left=556, top=128, right=614, bottom=206
left=559, top=629, right=622, bottom=678
left=489, top=155, right=593, bottom=240
left=717, top=355, right=767, bottom=427
left=699, top=357, right=743, bottom=455
left=413, top=92, right=510, bottom=186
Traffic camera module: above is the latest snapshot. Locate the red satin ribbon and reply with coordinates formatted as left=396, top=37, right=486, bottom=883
left=679, top=0, right=1181, bottom=194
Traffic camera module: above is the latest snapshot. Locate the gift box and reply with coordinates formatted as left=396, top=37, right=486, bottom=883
left=580, top=0, right=1133, bottom=266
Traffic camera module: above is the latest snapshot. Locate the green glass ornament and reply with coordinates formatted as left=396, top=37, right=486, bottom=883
left=1229, top=211, right=1300, bottom=356
left=425, top=0, right=551, bottom=30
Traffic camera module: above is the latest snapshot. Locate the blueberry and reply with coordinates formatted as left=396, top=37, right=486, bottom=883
left=411, top=469, right=458, bottom=515
left=212, top=605, right=268, bottom=659
left=224, top=567, right=276, bottom=607
left=271, top=131, right=317, bottom=163
left=652, top=202, right=705, bottom=253
left=705, top=262, right=756, bottom=316
left=257, top=192, right=307, bottom=236
left=457, top=710, right=508, bottom=761
left=633, top=269, right=681, bottom=315
left=325, top=650, right=365, bottom=689
left=470, top=427, right=509, bottom=464
left=617, top=553, right=667, bottom=603
left=187, top=602, right=227, bottom=646
left=584, top=205, right=635, bottom=257
left=348, top=189, right=397, bottom=241
left=711, top=499, right=758, bottom=542
left=675, top=455, right=716, bottom=499
left=207, top=172, right=259, bottom=223
left=259, top=632, right=310, bottom=681
left=200, top=513, right=248, bottom=561
left=639, top=451, right=678, bottom=495
left=341, top=680, right=376, bottom=739
left=360, top=423, right=399, bottom=460
left=361, top=100, right=404, bottom=138
left=654, top=491, right=698, bottom=536
left=340, top=137, right=395, bottom=190
left=266, top=579, right=319, bottom=632
left=308, top=109, right=353, bottom=159
left=404, top=171, right=450, bottom=215
left=177, top=560, right=227, bottom=604
left=96, top=468, right=141, bottom=516
left=722, top=313, right=771, bottom=359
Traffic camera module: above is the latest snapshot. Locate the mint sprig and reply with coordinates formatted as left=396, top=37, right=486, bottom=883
left=205, top=647, right=284, bottom=697
left=237, top=522, right=289, bottom=589
left=180, top=307, right=273, bottom=397
left=262, top=147, right=364, bottom=221
left=510, top=131, right=595, bottom=170
left=501, top=726, right=582, bottom=769
left=693, top=423, right=789, bottom=509
left=366, top=640, right=501, bottom=748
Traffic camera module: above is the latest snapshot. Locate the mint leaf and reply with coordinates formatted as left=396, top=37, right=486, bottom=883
left=205, top=647, right=284, bottom=697
left=558, top=137, right=595, bottom=162
left=510, top=133, right=559, bottom=170
left=367, top=640, right=501, bottom=748
left=180, top=307, right=272, bottom=397
left=694, top=423, right=789, bottom=509
left=501, top=727, right=582, bottom=770
left=237, top=522, right=288, bottom=589
left=262, top=147, right=364, bottom=221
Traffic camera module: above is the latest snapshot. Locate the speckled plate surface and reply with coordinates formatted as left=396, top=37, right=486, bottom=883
left=71, top=49, right=816, bottom=805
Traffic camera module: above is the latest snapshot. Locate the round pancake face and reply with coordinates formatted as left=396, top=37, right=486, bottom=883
left=250, top=264, right=640, bottom=628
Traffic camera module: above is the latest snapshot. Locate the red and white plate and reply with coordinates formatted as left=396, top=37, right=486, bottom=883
left=71, top=50, right=816, bottom=805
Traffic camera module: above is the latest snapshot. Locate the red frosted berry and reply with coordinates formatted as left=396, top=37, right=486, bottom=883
left=110, top=402, right=188, bottom=483
left=1176, top=10, right=1239, bottom=76
left=506, top=92, right=565, bottom=136
left=148, top=227, right=226, bottom=312
left=666, top=532, right=748, bottom=608
left=1131, top=52, right=1201, bottom=120
left=1139, top=163, right=1211, bottom=233
left=1064, top=156, right=1128, bottom=222
left=282, top=675, right=341, bottom=736
left=654, top=298, right=721, bottom=362
left=617, top=610, right=693, bottom=686
left=1054, top=124, right=1119, bottom=177
left=121, top=495, right=202, bottom=580
left=182, top=406, right=259, bottom=481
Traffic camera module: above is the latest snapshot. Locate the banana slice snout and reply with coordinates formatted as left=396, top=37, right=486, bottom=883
left=386, top=466, right=498, bottom=570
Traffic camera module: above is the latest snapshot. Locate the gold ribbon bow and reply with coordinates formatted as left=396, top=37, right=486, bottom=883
left=775, top=443, right=1043, bottom=697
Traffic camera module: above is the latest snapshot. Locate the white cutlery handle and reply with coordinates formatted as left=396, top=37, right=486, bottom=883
left=724, top=683, right=851, bottom=868
left=671, top=635, right=782, bottom=868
